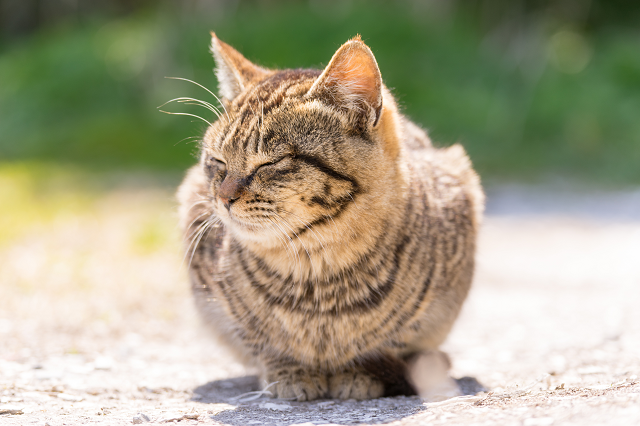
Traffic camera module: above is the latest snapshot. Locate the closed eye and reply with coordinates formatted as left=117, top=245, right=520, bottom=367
left=206, top=157, right=227, bottom=176
left=257, top=156, right=288, bottom=170
left=211, top=157, right=226, bottom=168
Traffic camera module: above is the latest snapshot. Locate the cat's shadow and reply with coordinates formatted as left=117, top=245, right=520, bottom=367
left=193, top=375, right=486, bottom=426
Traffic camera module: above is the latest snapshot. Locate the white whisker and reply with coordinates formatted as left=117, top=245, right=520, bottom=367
left=159, top=97, right=222, bottom=120
left=268, top=216, right=302, bottom=279
left=265, top=218, right=297, bottom=271
left=174, top=136, right=203, bottom=146
left=188, top=219, right=219, bottom=270
left=274, top=213, right=317, bottom=284
left=159, top=109, right=212, bottom=126
left=279, top=208, right=330, bottom=265
left=165, top=76, right=230, bottom=122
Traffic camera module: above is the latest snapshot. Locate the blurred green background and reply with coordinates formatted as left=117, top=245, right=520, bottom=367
left=1, top=0, right=639, bottom=184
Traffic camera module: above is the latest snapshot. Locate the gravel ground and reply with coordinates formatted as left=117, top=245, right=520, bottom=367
left=1, top=185, right=639, bottom=425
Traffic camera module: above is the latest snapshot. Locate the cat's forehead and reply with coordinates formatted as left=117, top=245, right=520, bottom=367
left=209, top=68, right=340, bottom=158
left=234, top=68, right=321, bottom=109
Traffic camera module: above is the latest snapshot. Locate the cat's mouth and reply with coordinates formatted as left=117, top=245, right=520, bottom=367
left=220, top=202, right=274, bottom=230
left=225, top=211, right=267, bottom=232
left=224, top=213, right=292, bottom=246
left=220, top=201, right=297, bottom=242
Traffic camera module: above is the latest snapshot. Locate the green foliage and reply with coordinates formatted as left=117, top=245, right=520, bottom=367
left=1, top=1, right=639, bottom=183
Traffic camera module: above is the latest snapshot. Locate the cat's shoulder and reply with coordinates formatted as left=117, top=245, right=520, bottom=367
left=400, top=115, right=473, bottom=176
left=400, top=115, right=484, bottom=223
left=400, top=116, right=433, bottom=151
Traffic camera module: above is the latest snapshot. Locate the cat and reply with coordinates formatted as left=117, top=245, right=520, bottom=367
left=177, top=33, right=484, bottom=401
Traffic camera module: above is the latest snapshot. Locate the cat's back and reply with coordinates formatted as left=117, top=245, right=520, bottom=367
left=401, top=116, right=484, bottom=230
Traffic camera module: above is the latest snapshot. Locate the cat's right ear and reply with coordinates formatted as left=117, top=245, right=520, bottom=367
left=307, top=36, right=383, bottom=127
left=210, top=33, right=269, bottom=100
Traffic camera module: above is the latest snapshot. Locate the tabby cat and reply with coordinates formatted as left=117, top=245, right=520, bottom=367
left=177, top=34, right=484, bottom=401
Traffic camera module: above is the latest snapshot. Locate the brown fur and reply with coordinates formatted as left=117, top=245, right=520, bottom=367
left=177, top=34, right=484, bottom=401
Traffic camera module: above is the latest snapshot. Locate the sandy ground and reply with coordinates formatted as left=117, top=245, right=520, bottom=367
left=1, top=184, right=639, bottom=425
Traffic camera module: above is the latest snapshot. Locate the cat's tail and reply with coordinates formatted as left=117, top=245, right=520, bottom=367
left=361, top=350, right=462, bottom=399
left=359, top=353, right=416, bottom=397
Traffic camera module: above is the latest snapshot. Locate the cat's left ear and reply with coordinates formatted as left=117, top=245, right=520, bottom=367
left=308, top=36, right=383, bottom=126
left=210, top=33, right=270, bottom=100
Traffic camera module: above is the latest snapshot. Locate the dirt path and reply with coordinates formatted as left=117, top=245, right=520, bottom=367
left=1, top=187, right=639, bottom=425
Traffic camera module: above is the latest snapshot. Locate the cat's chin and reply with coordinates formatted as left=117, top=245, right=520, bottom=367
left=223, top=217, right=284, bottom=248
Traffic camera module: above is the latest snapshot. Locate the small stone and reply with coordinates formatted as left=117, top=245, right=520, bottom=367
left=58, top=393, right=84, bottom=402
left=0, top=407, right=24, bottom=415
left=133, top=413, right=151, bottom=423
left=159, top=414, right=189, bottom=423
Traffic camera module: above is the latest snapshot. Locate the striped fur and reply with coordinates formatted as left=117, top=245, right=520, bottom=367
left=177, top=35, right=484, bottom=401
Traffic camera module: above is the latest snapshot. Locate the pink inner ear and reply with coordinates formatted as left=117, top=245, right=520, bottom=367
left=320, top=44, right=382, bottom=110
left=332, top=54, right=378, bottom=98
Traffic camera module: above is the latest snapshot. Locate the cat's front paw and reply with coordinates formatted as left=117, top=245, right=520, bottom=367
left=266, top=367, right=328, bottom=401
left=329, top=369, right=384, bottom=400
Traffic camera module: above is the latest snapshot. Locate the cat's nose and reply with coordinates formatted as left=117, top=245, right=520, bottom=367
left=219, top=194, right=240, bottom=210
left=219, top=176, right=244, bottom=210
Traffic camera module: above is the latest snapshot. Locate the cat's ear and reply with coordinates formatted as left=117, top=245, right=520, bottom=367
left=308, top=36, right=383, bottom=126
left=210, top=33, right=269, bottom=100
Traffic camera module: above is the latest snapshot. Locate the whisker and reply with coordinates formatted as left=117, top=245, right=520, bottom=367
left=183, top=218, right=210, bottom=253
left=188, top=219, right=220, bottom=270
left=173, top=198, right=211, bottom=233
left=268, top=216, right=302, bottom=279
left=174, top=136, right=203, bottom=146
left=265, top=218, right=297, bottom=271
left=269, top=215, right=308, bottom=298
left=165, top=76, right=230, bottom=122
left=272, top=197, right=341, bottom=239
left=158, top=97, right=222, bottom=120
left=274, top=213, right=317, bottom=284
left=186, top=222, right=210, bottom=269
left=346, top=191, right=362, bottom=212
left=158, top=109, right=212, bottom=126
left=278, top=208, right=330, bottom=263
left=184, top=212, right=212, bottom=240
left=181, top=213, right=218, bottom=269
left=179, top=101, right=222, bottom=117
